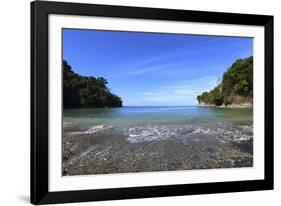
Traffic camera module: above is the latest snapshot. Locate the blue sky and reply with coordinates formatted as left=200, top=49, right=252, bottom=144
left=63, top=29, right=253, bottom=106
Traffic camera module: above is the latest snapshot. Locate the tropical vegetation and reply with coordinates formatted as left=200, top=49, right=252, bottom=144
left=197, top=56, right=253, bottom=106
left=63, top=60, right=122, bottom=108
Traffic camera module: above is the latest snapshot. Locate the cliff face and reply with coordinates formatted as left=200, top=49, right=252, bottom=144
left=197, top=56, right=253, bottom=108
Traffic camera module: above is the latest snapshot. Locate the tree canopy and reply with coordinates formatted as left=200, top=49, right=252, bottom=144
left=63, top=60, right=122, bottom=108
left=197, top=56, right=253, bottom=106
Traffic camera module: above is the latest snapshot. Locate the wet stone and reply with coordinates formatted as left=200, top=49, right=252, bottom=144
left=62, top=123, right=253, bottom=175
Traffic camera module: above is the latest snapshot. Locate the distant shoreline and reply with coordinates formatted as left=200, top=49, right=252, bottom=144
left=64, top=105, right=199, bottom=109
left=64, top=105, right=252, bottom=109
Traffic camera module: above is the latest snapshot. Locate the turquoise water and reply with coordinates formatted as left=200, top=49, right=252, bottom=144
left=63, top=106, right=253, bottom=128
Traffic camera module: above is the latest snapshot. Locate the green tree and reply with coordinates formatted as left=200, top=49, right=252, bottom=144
left=197, top=56, right=253, bottom=106
left=63, top=60, right=123, bottom=108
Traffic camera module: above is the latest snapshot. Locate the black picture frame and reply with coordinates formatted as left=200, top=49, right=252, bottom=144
left=31, top=0, right=274, bottom=204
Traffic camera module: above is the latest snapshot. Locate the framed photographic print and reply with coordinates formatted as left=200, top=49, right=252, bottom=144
left=31, top=0, right=274, bottom=204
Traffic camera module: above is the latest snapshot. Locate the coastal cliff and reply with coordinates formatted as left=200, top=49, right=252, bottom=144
left=197, top=56, right=253, bottom=108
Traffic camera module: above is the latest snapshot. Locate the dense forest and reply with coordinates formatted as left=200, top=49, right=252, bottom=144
left=197, top=56, right=253, bottom=107
left=63, top=60, right=122, bottom=108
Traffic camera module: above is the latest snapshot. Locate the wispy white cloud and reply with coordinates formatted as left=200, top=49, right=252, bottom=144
left=114, top=39, right=216, bottom=78
left=127, top=61, right=193, bottom=76
left=124, top=76, right=218, bottom=106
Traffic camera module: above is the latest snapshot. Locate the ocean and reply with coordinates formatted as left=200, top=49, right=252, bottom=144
left=62, top=106, right=253, bottom=175
left=64, top=106, right=252, bottom=126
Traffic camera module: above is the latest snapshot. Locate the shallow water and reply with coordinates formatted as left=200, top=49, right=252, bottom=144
left=64, top=106, right=252, bottom=146
left=64, top=106, right=252, bottom=143
left=64, top=106, right=252, bottom=127
left=63, top=106, right=253, bottom=175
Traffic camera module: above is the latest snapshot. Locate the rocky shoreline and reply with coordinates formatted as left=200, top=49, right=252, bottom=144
left=62, top=122, right=253, bottom=176
left=198, top=102, right=253, bottom=108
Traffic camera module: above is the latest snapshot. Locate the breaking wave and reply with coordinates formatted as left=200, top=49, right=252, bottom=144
left=70, top=125, right=114, bottom=135
left=66, top=121, right=253, bottom=145
left=63, top=121, right=74, bottom=128
left=86, top=125, right=114, bottom=133
left=125, top=124, right=252, bottom=144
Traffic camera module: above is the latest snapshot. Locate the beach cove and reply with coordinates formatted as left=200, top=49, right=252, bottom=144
left=62, top=106, right=253, bottom=175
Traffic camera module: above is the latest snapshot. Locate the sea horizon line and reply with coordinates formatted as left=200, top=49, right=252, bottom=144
left=123, top=105, right=197, bottom=107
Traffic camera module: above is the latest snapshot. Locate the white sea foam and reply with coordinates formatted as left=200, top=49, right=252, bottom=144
left=126, top=125, right=196, bottom=143
left=125, top=124, right=253, bottom=144
left=86, top=125, right=113, bottom=133
left=70, top=125, right=113, bottom=136
left=126, top=126, right=170, bottom=143
left=63, top=121, right=74, bottom=128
